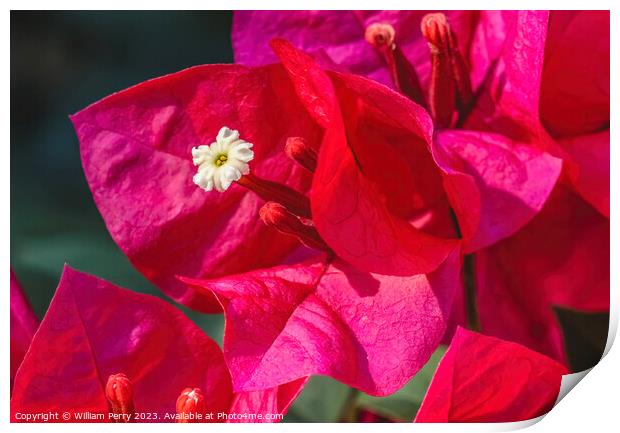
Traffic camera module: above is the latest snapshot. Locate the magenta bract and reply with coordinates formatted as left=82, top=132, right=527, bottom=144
left=72, top=64, right=321, bottom=312
left=183, top=249, right=461, bottom=396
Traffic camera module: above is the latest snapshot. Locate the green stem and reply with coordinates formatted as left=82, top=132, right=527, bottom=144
left=448, top=209, right=480, bottom=331
left=339, top=387, right=361, bottom=423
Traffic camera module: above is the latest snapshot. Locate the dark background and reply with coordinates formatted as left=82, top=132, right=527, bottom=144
left=11, top=11, right=231, bottom=327
left=10, top=11, right=608, bottom=422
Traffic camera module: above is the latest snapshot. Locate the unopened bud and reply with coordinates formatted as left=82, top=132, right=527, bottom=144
left=259, top=202, right=330, bottom=252
left=364, top=23, right=396, bottom=48
left=365, top=22, right=426, bottom=107
left=420, top=12, right=472, bottom=123
left=421, top=13, right=450, bottom=50
left=176, top=387, right=206, bottom=423
left=106, top=373, right=134, bottom=422
left=285, top=137, right=317, bottom=173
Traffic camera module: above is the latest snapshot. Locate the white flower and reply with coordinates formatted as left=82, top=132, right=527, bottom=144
left=191, top=127, right=254, bottom=192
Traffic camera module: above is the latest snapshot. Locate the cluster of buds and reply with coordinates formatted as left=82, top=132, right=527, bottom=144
left=105, top=374, right=206, bottom=423
left=365, top=13, right=473, bottom=128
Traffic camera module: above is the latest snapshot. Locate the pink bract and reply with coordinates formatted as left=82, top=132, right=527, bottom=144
left=10, top=270, right=39, bottom=390
left=474, top=186, right=610, bottom=363
left=72, top=63, right=321, bottom=312
left=182, top=249, right=461, bottom=396
left=415, top=327, right=567, bottom=422
left=11, top=266, right=305, bottom=422
left=467, top=10, right=609, bottom=217
left=433, top=130, right=561, bottom=252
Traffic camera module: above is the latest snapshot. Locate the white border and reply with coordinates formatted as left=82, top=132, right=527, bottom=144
left=4, top=1, right=618, bottom=432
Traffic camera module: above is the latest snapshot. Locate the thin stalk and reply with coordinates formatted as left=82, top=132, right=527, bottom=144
left=338, top=387, right=361, bottom=423
left=449, top=209, right=480, bottom=331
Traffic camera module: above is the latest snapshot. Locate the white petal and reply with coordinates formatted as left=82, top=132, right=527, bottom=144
left=216, top=170, right=233, bottom=192
left=217, top=127, right=240, bottom=146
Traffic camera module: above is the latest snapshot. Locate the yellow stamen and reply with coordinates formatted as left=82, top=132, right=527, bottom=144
left=215, top=154, right=228, bottom=167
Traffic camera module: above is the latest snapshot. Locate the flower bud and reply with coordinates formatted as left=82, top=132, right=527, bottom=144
left=364, top=23, right=396, bottom=48
left=421, top=13, right=450, bottom=50
left=365, top=22, right=426, bottom=107
left=259, top=202, right=330, bottom=252
left=285, top=137, right=317, bottom=173
left=176, top=387, right=206, bottom=423
left=105, top=373, right=134, bottom=422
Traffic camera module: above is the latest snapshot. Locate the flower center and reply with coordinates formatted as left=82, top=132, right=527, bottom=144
left=214, top=154, right=228, bottom=167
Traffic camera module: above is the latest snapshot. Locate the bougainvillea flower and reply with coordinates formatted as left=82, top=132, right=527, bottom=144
left=234, top=14, right=562, bottom=253
left=183, top=249, right=460, bottom=396
left=73, top=11, right=567, bottom=313
left=72, top=62, right=322, bottom=312
left=415, top=328, right=567, bottom=422
left=72, top=27, right=467, bottom=398
left=466, top=10, right=609, bottom=217
left=11, top=266, right=305, bottom=423
left=177, top=42, right=467, bottom=396
left=10, top=269, right=39, bottom=390
left=271, top=38, right=560, bottom=264
left=474, top=186, right=610, bottom=363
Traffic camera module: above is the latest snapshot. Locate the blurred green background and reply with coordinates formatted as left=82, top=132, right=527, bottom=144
left=10, top=11, right=608, bottom=422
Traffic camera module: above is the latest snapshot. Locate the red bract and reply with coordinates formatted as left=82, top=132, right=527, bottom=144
left=174, top=43, right=464, bottom=395
left=10, top=270, right=39, bottom=390
left=72, top=30, right=465, bottom=400
left=467, top=10, right=610, bottom=217
left=415, top=328, right=567, bottom=423
left=72, top=63, right=321, bottom=312
left=475, top=186, right=610, bottom=362
left=235, top=15, right=562, bottom=256
left=278, top=37, right=460, bottom=276
left=272, top=38, right=560, bottom=267
left=10, top=266, right=304, bottom=423
left=233, top=12, right=608, bottom=364
left=183, top=250, right=460, bottom=396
